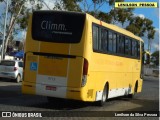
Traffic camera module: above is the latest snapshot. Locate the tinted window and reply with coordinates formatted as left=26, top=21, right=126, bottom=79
left=113, top=33, right=117, bottom=53
left=32, top=11, right=86, bottom=43
left=92, top=23, right=140, bottom=59
left=108, top=31, right=113, bottom=52
left=132, top=40, right=137, bottom=57
left=0, top=61, right=15, bottom=66
left=125, top=37, right=131, bottom=55
left=18, top=62, right=23, bottom=67
left=101, top=29, right=108, bottom=52
left=142, top=42, right=144, bottom=63
left=93, top=25, right=99, bottom=51
left=137, top=41, right=140, bottom=58
left=117, top=35, right=124, bottom=54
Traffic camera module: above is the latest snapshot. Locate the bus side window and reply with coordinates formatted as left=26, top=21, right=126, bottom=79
left=108, top=31, right=113, bottom=52
left=101, top=29, right=108, bottom=52
left=125, top=37, right=131, bottom=56
left=132, top=40, right=137, bottom=57
left=113, top=33, right=117, bottom=53
left=137, top=41, right=140, bottom=58
left=142, top=42, right=144, bottom=64
left=117, top=35, right=124, bottom=54
left=93, top=25, right=99, bottom=51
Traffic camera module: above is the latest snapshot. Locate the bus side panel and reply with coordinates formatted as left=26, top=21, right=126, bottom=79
left=22, top=81, right=36, bottom=95
left=66, top=57, right=90, bottom=101
left=25, top=15, right=40, bottom=52
left=67, top=57, right=83, bottom=87
left=132, top=60, right=142, bottom=93
left=22, top=53, right=38, bottom=95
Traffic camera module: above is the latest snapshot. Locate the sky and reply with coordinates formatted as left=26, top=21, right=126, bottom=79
left=0, top=0, right=159, bottom=53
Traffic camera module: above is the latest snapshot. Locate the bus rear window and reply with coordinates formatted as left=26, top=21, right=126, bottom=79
left=32, top=11, right=86, bottom=43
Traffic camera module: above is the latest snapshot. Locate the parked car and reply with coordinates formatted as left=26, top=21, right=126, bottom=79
left=0, top=60, right=23, bottom=82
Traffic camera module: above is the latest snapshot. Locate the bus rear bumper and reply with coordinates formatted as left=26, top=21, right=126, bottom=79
left=22, top=81, right=91, bottom=101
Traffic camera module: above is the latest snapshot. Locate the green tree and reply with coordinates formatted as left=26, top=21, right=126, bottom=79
left=151, top=51, right=159, bottom=66
left=144, top=19, right=155, bottom=52
left=126, top=17, right=155, bottom=52
left=126, top=16, right=145, bottom=36
left=54, top=0, right=82, bottom=11
left=107, top=8, right=133, bottom=25
left=0, top=0, right=43, bottom=58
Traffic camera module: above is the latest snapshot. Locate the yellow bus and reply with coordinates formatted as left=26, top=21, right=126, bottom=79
left=22, top=11, right=144, bottom=106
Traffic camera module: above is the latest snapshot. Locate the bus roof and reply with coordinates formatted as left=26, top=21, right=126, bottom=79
left=86, top=13, right=143, bottom=42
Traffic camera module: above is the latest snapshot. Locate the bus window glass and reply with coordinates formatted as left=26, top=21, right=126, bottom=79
left=137, top=41, right=140, bottom=58
left=113, top=33, right=117, bottom=53
left=117, top=35, right=124, bottom=54
left=108, top=31, right=113, bottom=52
left=132, top=40, right=137, bottom=57
left=125, top=37, right=131, bottom=56
left=32, top=11, right=86, bottom=43
left=93, top=25, right=99, bottom=51
left=101, top=29, right=108, bottom=52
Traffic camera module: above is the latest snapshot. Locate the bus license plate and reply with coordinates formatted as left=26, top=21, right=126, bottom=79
left=46, top=86, right=56, bottom=91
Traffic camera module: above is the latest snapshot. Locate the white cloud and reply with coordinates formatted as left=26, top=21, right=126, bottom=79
left=138, top=14, right=145, bottom=19
left=41, top=0, right=56, bottom=10
left=25, top=0, right=55, bottom=10
left=133, top=13, right=145, bottom=19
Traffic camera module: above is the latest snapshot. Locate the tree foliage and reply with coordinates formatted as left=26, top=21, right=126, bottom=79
left=126, top=17, right=155, bottom=51
left=151, top=51, right=159, bottom=66
left=0, top=0, right=43, bottom=58
left=54, top=0, right=82, bottom=11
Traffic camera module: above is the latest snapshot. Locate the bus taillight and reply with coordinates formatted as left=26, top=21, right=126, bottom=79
left=82, top=58, right=88, bottom=87
left=83, top=58, right=88, bottom=75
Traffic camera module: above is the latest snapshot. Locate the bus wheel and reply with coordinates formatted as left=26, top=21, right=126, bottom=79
left=128, top=82, right=138, bottom=98
left=96, top=85, right=108, bottom=106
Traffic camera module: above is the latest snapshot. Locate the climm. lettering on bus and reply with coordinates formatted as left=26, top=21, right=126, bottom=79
left=41, top=21, right=67, bottom=31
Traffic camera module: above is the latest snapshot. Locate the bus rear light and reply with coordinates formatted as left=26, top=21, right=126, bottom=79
left=82, top=58, right=88, bottom=87
left=83, top=58, right=88, bottom=75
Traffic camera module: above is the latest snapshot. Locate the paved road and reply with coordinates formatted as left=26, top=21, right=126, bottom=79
left=0, top=76, right=159, bottom=119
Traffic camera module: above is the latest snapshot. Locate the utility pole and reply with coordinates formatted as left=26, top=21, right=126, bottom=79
left=1, top=0, right=9, bottom=60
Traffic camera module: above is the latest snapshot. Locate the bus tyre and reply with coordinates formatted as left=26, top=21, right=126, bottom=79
left=128, top=82, right=137, bottom=98
left=96, top=85, right=108, bottom=106
left=16, top=75, right=21, bottom=83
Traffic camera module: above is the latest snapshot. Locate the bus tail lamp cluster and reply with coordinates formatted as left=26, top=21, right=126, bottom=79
left=81, top=58, right=88, bottom=87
